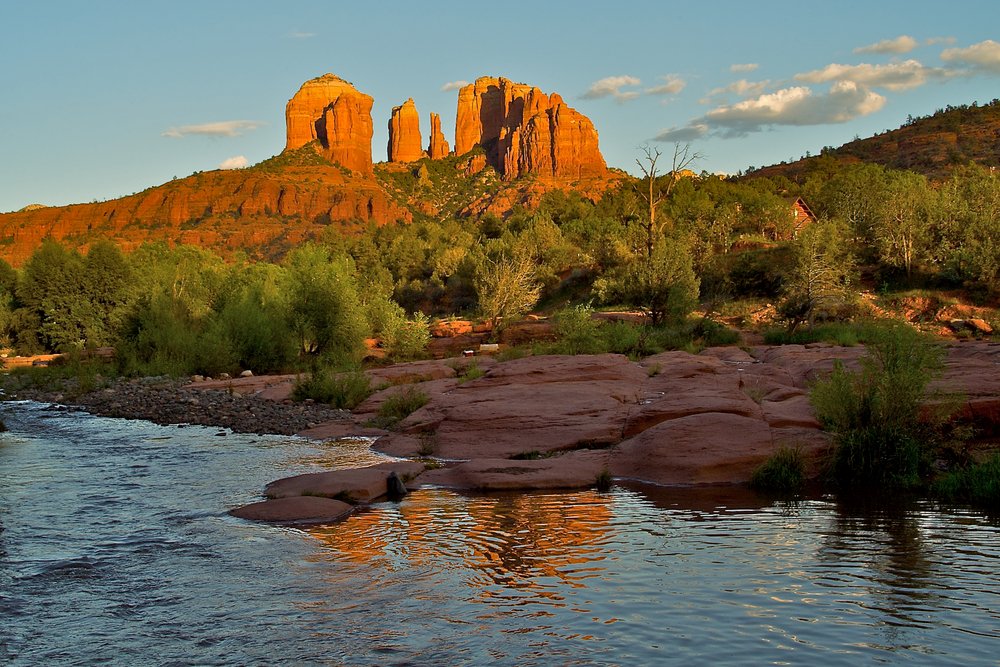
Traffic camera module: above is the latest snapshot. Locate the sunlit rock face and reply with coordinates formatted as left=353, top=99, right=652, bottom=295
left=387, top=98, right=423, bottom=163
left=454, top=76, right=607, bottom=180
left=285, top=73, right=374, bottom=174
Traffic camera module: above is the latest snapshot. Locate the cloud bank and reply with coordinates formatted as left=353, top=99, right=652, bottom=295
left=162, top=120, right=264, bottom=139
left=441, top=80, right=469, bottom=91
left=854, top=35, right=917, bottom=54
left=582, top=75, right=642, bottom=102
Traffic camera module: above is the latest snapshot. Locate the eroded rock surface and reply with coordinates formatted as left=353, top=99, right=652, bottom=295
left=387, top=98, right=423, bottom=163
left=285, top=73, right=374, bottom=174
left=454, top=76, right=607, bottom=180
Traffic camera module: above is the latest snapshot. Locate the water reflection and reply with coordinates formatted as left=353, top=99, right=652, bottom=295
left=309, top=489, right=614, bottom=595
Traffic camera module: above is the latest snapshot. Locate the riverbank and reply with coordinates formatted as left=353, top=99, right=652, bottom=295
left=4, top=341, right=999, bottom=524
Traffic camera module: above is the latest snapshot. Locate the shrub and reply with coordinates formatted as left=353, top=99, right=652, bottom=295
left=933, top=454, right=1000, bottom=510
left=550, top=305, right=603, bottom=355
left=370, top=386, right=429, bottom=430
left=750, top=446, right=805, bottom=492
left=810, top=321, right=946, bottom=488
left=292, top=367, right=373, bottom=409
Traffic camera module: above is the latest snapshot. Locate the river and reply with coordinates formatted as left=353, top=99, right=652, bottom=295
left=1, top=401, right=998, bottom=665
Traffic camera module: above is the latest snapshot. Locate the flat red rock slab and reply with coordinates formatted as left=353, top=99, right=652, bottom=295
left=416, top=450, right=610, bottom=491
left=229, top=496, right=353, bottom=524
left=264, top=460, right=426, bottom=503
left=609, top=412, right=777, bottom=486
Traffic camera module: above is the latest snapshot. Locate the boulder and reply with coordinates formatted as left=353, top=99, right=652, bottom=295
left=387, top=98, right=423, bottom=163
left=228, top=496, right=353, bottom=524
left=284, top=73, right=374, bottom=174
left=427, top=112, right=450, bottom=159
left=264, top=460, right=426, bottom=503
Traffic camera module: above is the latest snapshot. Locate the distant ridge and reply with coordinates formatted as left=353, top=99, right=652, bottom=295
left=748, top=98, right=1000, bottom=182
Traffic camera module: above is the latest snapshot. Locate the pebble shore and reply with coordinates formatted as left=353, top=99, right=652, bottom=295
left=4, top=375, right=351, bottom=436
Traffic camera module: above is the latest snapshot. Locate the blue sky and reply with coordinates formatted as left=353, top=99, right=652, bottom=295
left=2, top=1, right=999, bottom=212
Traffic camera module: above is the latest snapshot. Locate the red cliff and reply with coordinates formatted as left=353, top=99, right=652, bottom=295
left=454, top=76, right=607, bottom=180
left=387, top=98, right=424, bottom=163
left=284, top=73, right=374, bottom=174
left=427, top=112, right=450, bottom=159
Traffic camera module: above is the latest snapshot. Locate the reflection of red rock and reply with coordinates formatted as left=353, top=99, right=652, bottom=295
left=427, top=112, right=450, bottom=159
left=285, top=73, right=374, bottom=174
left=454, top=76, right=607, bottom=180
left=387, top=98, right=423, bottom=163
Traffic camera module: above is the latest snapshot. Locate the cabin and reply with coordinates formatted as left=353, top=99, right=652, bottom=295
left=789, top=196, right=817, bottom=236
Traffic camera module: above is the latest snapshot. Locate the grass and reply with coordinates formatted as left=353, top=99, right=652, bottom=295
left=594, top=468, right=613, bottom=492
left=763, top=321, right=873, bottom=346
left=455, top=361, right=485, bottom=384
left=750, top=446, right=805, bottom=493
left=292, top=368, right=373, bottom=409
left=933, top=454, right=1000, bottom=510
left=369, top=386, right=429, bottom=430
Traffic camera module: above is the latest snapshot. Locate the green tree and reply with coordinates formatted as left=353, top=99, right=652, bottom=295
left=283, top=244, right=367, bottom=364
left=594, top=236, right=700, bottom=325
left=472, top=244, right=541, bottom=335
left=779, top=219, right=856, bottom=331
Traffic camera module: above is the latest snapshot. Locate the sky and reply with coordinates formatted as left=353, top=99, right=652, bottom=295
left=2, top=0, right=999, bottom=212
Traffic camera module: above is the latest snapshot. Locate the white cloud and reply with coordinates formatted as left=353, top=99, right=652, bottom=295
left=581, top=75, right=642, bottom=102
left=219, top=155, right=249, bottom=170
left=701, top=79, right=772, bottom=103
left=287, top=31, right=316, bottom=39
left=162, top=120, right=264, bottom=139
left=795, top=59, right=936, bottom=91
left=941, top=39, right=1000, bottom=73
left=441, top=80, right=469, bottom=91
left=730, top=63, right=759, bottom=73
left=854, top=35, right=918, bottom=55
left=706, top=82, right=885, bottom=135
left=663, top=82, right=885, bottom=141
left=645, top=74, right=686, bottom=96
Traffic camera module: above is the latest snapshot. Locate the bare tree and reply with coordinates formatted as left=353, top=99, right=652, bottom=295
left=634, top=143, right=703, bottom=258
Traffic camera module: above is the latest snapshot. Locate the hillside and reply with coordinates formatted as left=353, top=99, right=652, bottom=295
left=0, top=73, right=619, bottom=266
left=749, top=98, right=1000, bottom=182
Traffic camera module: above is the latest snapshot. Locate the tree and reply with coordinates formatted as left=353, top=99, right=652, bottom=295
left=594, top=236, right=700, bottom=326
left=472, top=246, right=541, bottom=335
left=779, top=219, right=856, bottom=332
left=634, top=143, right=702, bottom=258
left=872, top=170, right=932, bottom=277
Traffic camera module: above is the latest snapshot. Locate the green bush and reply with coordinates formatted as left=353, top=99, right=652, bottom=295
left=810, top=321, right=946, bottom=488
left=750, top=446, right=805, bottom=492
left=550, top=305, right=604, bottom=355
left=370, top=386, right=429, bottom=430
left=292, top=367, right=373, bottom=409
left=933, top=454, right=1000, bottom=509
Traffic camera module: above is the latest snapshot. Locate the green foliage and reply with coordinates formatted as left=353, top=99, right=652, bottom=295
left=292, top=367, right=373, bottom=409
left=283, top=244, right=367, bottom=364
left=370, top=386, right=429, bottom=430
left=779, top=219, right=856, bottom=331
left=550, top=305, right=604, bottom=355
left=810, top=322, right=946, bottom=488
left=593, top=237, right=700, bottom=325
left=472, top=246, right=541, bottom=335
left=762, top=321, right=883, bottom=346
left=933, top=454, right=1000, bottom=510
left=455, top=361, right=485, bottom=384
left=750, top=446, right=805, bottom=493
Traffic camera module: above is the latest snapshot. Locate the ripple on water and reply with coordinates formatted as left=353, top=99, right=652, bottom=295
left=1, top=403, right=999, bottom=666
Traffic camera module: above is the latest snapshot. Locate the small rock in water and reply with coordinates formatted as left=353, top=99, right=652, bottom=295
left=240, top=370, right=254, bottom=378
left=386, top=471, right=408, bottom=501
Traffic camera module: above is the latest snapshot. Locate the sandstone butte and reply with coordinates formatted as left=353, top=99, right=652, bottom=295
left=427, top=112, right=450, bottom=159
left=386, top=98, right=424, bottom=163
left=285, top=73, right=374, bottom=175
left=0, top=72, right=614, bottom=266
left=224, top=341, right=1000, bottom=524
left=454, top=76, right=607, bottom=181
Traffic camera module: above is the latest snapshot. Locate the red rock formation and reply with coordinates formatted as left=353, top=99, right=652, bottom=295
left=454, top=76, right=607, bottom=180
left=387, top=98, right=423, bottom=163
left=427, top=112, right=450, bottom=159
left=284, top=73, right=374, bottom=174
left=0, top=166, right=411, bottom=265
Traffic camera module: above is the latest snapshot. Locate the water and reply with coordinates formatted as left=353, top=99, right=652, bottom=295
left=1, top=402, right=998, bottom=665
